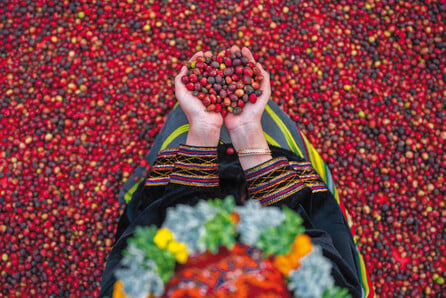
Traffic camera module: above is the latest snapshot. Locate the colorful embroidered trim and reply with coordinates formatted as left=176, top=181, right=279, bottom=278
left=170, top=145, right=219, bottom=187
left=245, top=157, right=306, bottom=206
left=289, top=161, right=328, bottom=193
left=145, top=148, right=178, bottom=186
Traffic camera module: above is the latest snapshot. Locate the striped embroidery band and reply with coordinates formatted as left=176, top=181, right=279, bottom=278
left=170, top=174, right=219, bottom=187
left=145, top=177, right=171, bottom=186
left=258, top=180, right=306, bottom=206
left=245, top=157, right=289, bottom=180
left=249, top=171, right=297, bottom=193
left=178, top=146, right=217, bottom=156
left=289, top=161, right=328, bottom=193
left=173, top=161, right=218, bottom=170
left=246, top=157, right=306, bottom=206
left=145, top=148, right=178, bottom=186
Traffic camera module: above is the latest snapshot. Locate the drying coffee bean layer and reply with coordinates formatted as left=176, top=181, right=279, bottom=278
left=0, top=0, right=444, bottom=297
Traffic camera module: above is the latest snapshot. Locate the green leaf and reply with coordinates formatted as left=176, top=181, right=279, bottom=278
left=207, top=195, right=236, bottom=213
left=322, top=286, right=352, bottom=298
left=201, top=210, right=236, bottom=254
left=256, top=206, right=304, bottom=256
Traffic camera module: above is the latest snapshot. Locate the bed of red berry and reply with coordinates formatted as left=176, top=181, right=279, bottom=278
left=1, top=0, right=444, bottom=296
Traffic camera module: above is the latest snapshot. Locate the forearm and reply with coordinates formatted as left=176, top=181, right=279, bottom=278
left=229, top=121, right=273, bottom=170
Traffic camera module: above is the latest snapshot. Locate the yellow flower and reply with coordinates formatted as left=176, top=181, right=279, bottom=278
left=167, top=240, right=189, bottom=263
left=112, top=280, right=126, bottom=298
left=153, top=228, right=173, bottom=249
left=175, top=249, right=189, bottom=264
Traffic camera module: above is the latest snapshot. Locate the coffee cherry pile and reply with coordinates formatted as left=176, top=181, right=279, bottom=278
left=1, top=0, right=444, bottom=296
left=181, top=50, right=263, bottom=116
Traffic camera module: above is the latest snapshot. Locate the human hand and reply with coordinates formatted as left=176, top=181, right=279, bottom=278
left=223, top=46, right=271, bottom=134
left=220, top=46, right=272, bottom=169
left=175, top=51, right=223, bottom=147
left=175, top=51, right=224, bottom=132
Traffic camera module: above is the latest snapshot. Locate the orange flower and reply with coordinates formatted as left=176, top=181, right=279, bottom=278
left=112, top=280, right=126, bottom=298
left=287, top=250, right=302, bottom=270
left=273, top=255, right=294, bottom=276
left=229, top=211, right=240, bottom=224
left=292, top=234, right=312, bottom=257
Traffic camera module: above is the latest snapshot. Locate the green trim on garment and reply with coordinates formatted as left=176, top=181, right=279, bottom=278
left=301, top=132, right=327, bottom=182
left=264, top=105, right=304, bottom=158
left=124, top=123, right=189, bottom=203
left=263, top=131, right=281, bottom=147
left=124, top=177, right=145, bottom=203
left=160, top=124, right=189, bottom=150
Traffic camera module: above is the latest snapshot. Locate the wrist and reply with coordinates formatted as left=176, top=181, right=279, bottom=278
left=238, top=154, right=273, bottom=171
left=186, top=124, right=220, bottom=147
left=227, top=120, right=262, bottom=136
left=229, top=121, right=269, bottom=152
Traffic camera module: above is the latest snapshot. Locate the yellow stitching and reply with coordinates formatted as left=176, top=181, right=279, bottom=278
left=259, top=183, right=306, bottom=206
left=170, top=180, right=219, bottom=187
left=247, top=164, right=304, bottom=203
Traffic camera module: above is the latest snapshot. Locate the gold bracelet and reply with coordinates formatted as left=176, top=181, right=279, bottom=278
left=237, top=148, right=272, bottom=157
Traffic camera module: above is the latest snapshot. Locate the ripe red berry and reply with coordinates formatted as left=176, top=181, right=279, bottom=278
left=181, top=75, right=189, bottom=84
left=249, top=94, right=257, bottom=103
left=186, top=82, right=194, bottom=90
left=189, top=74, right=198, bottom=82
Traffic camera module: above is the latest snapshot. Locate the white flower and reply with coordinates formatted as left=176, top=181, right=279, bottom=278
left=115, top=244, right=164, bottom=298
left=163, top=200, right=219, bottom=253
left=236, top=200, right=285, bottom=246
left=288, top=246, right=334, bottom=298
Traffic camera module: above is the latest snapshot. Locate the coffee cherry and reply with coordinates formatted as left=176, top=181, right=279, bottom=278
left=189, top=74, right=198, bottom=83
left=186, top=82, right=195, bottom=90
left=243, top=76, right=252, bottom=85
left=233, top=107, right=242, bottom=115
left=181, top=76, right=189, bottom=84
left=194, top=82, right=202, bottom=91
left=234, top=89, right=244, bottom=98
left=235, top=66, right=244, bottom=75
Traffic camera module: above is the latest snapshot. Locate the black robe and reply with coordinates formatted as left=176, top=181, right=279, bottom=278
left=100, top=144, right=362, bottom=297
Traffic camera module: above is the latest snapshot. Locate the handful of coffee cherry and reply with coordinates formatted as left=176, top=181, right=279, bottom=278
left=181, top=49, right=264, bottom=116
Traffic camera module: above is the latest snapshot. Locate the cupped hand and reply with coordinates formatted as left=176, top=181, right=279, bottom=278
left=222, top=46, right=271, bottom=134
left=174, top=51, right=224, bottom=132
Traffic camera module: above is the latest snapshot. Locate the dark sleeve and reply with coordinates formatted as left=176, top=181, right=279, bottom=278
left=99, top=145, right=220, bottom=297
left=244, top=156, right=362, bottom=297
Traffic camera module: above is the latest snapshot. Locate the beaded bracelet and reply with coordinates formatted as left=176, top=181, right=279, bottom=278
left=237, top=148, right=272, bottom=157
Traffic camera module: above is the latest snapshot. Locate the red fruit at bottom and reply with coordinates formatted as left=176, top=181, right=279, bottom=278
left=249, top=94, right=257, bottom=103
left=215, top=104, right=222, bottom=113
